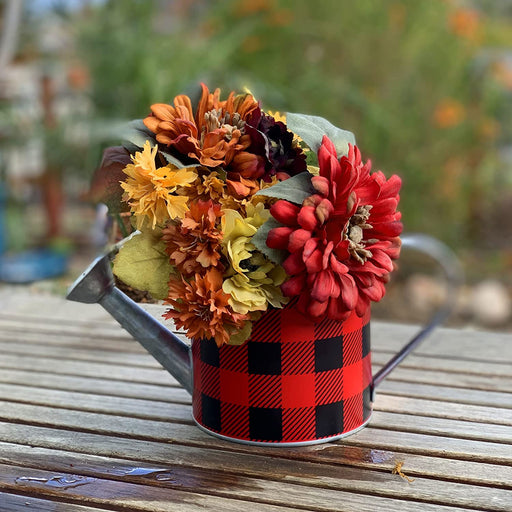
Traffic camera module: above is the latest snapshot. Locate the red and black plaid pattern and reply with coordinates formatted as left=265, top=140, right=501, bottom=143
left=192, top=304, right=372, bottom=444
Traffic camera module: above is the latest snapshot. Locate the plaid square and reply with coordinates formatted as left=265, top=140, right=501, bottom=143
left=250, top=407, right=282, bottom=441
left=282, top=407, right=315, bottom=442
left=201, top=394, right=221, bottom=432
left=249, top=374, right=282, bottom=408
left=248, top=342, right=281, bottom=375
left=220, top=369, right=249, bottom=406
left=315, top=317, right=345, bottom=340
left=315, top=336, right=343, bottom=372
left=200, top=339, right=220, bottom=367
left=363, top=353, right=372, bottom=389
left=250, top=308, right=281, bottom=343
left=342, top=329, right=363, bottom=366
left=281, top=307, right=315, bottom=343
left=316, top=400, right=344, bottom=438
left=221, top=402, right=250, bottom=439
left=343, top=360, right=363, bottom=400
left=282, top=374, right=315, bottom=408
left=315, top=368, right=344, bottom=405
left=341, top=310, right=364, bottom=334
left=199, top=362, right=220, bottom=399
left=282, top=340, right=315, bottom=375
left=342, top=393, right=363, bottom=433
left=220, top=343, right=248, bottom=372
left=362, top=323, right=371, bottom=358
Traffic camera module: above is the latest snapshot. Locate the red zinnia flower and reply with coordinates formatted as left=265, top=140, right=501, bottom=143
left=267, top=136, right=402, bottom=321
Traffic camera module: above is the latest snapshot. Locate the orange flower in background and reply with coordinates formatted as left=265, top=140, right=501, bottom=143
left=433, top=99, right=466, bottom=129
left=492, top=61, right=512, bottom=91
left=164, top=269, right=249, bottom=346
left=143, top=83, right=259, bottom=168
left=448, top=8, right=481, bottom=42
left=162, top=200, right=224, bottom=275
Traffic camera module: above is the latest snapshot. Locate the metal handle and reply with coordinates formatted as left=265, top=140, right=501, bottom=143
left=371, top=234, right=463, bottom=395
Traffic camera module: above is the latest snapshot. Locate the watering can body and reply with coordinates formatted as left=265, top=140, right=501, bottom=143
left=67, top=234, right=461, bottom=445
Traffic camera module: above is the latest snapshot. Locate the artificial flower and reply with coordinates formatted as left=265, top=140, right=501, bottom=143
left=120, top=141, right=197, bottom=229
left=143, top=83, right=259, bottom=168
left=267, top=136, right=402, bottom=320
left=164, top=269, right=249, bottom=347
left=162, top=200, right=224, bottom=275
left=221, top=204, right=287, bottom=314
left=107, top=85, right=403, bottom=346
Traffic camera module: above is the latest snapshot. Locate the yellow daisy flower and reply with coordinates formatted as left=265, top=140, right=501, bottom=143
left=121, top=141, right=197, bottom=229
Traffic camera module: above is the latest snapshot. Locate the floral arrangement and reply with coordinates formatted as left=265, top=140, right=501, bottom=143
left=93, top=84, right=402, bottom=346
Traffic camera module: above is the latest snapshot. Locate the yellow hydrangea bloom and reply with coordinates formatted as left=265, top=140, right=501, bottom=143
left=221, top=203, right=288, bottom=315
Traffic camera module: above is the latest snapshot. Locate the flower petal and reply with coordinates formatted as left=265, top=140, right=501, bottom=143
left=270, top=200, right=300, bottom=225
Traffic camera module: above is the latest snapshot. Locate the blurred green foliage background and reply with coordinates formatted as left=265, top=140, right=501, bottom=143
left=3, top=0, right=512, bottom=278
left=76, top=0, right=512, bottom=255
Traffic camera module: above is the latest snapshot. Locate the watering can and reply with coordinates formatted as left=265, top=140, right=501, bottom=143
left=67, top=234, right=461, bottom=446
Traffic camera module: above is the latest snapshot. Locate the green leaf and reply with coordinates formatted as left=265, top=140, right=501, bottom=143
left=112, top=230, right=173, bottom=300
left=286, top=112, right=356, bottom=156
left=121, top=119, right=156, bottom=152
left=255, top=172, right=315, bottom=205
left=251, top=218, right=287, bottom=265
left=87, top=146, right=131, bottom=213
left=306, top=149, right=319, bottom=167
left=160, top=149, right=197, bottom=169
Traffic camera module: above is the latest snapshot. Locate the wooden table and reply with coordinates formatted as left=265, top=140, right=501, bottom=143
left=0, top=290, right=511, bottom=511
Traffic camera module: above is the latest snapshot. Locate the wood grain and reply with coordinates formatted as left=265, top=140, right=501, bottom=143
left=0, top=295, right=511, bottom=512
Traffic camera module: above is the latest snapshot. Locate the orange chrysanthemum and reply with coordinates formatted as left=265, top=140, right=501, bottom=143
left=164, top=269, right=248, bottom=347
left=162, top=200, right=224, bottom=275
left=143, top=83, right=259, bottom=168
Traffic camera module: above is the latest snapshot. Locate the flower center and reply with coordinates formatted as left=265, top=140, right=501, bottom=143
left=203, top=109, right=246, bottom=141
left=345, top=205, right=373, bottom=264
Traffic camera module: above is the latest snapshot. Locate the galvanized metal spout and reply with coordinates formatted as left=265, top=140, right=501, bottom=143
left=66, top=255, right=193, bottom=394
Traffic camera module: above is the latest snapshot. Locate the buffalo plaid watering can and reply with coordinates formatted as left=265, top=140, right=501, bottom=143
left=67, top=234, right=461, bottom=446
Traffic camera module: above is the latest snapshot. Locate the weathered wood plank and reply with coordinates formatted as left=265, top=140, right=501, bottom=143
left=1, top=442, right=511, bottom=511
left=0, top=369, right=189, bottom=403
left=1, top=365, right=509, bottom=411
left=370, top=322, right=511, bottom=362
left=2, top=422, right=510, bottom=491
left=377, top=380, right=512, bottom=408
left=0, top=329, right=144, bottom=353
left=375, top=394, right=512, bottom=425
left=1, top=400, right=511, bottom=466
left=2, top=374, right=510, bottom=429
left=2, top=368, right=510, bottom=415
left=0, top=463, right=306, bottom=512
left=371, top=351, right=512, bottom=377
left=0, top=396, right=500, bottom=445
left=0, top=385, right=193, bottom=422
left=377, top=366, right=512, bottom=393
left=0, top=493, right=114, bottom=512
left=0, top=354, right=175, bottom=385
left=0, top=341, right=160, bottom=368
left=1, top=385, right=510, bottom=445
